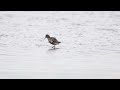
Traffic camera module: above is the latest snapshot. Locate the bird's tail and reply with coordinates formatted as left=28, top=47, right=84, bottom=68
left=59, top=42, right=61, bottom=43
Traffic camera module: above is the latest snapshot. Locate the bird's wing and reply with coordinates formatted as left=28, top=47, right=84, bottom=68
left=51, top=37, right=58, bottom=43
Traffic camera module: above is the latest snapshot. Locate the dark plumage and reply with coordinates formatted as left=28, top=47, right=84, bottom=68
left=45, top=34, right=61, bottom=48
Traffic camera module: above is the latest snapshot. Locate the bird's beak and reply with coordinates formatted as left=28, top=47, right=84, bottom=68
left=44, top=37, right=46, bottom=40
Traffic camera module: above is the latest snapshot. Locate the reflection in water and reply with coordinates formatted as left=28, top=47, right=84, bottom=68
left=47, top=48, right=60, bottom=55
left=48, top=48, right=60, bottom=51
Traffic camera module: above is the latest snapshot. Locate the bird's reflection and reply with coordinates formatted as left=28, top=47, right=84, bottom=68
left=46, top=46, right=61, bottom=55
left=48, top=47, right=60, bottom=51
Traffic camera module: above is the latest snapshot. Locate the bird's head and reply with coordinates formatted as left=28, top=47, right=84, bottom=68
left=44, top=34, right=50, bottom=40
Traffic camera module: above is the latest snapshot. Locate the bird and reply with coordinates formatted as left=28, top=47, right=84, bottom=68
left=44, top=34, right=61, bottom=48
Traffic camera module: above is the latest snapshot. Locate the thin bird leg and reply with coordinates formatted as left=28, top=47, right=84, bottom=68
left=52, top=45, right=55, bottom=49
left=52, top=45, right=55, bottom=48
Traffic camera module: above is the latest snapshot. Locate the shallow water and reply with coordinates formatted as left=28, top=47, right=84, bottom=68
left=0, top=11, right=120, bottom=79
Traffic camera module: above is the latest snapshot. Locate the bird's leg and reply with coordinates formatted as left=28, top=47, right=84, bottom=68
left=52, top=45, right=55, bottom=48
left=52, top=45, right=56, bottom=49
left=52, top=45, right=55, bottom=49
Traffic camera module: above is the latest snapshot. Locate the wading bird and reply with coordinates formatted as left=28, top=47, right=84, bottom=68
left=44, top=34, right=61, bottom=48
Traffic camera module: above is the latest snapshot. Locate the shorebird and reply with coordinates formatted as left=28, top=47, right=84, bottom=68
left=44, top=34, right=61, bottom=48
